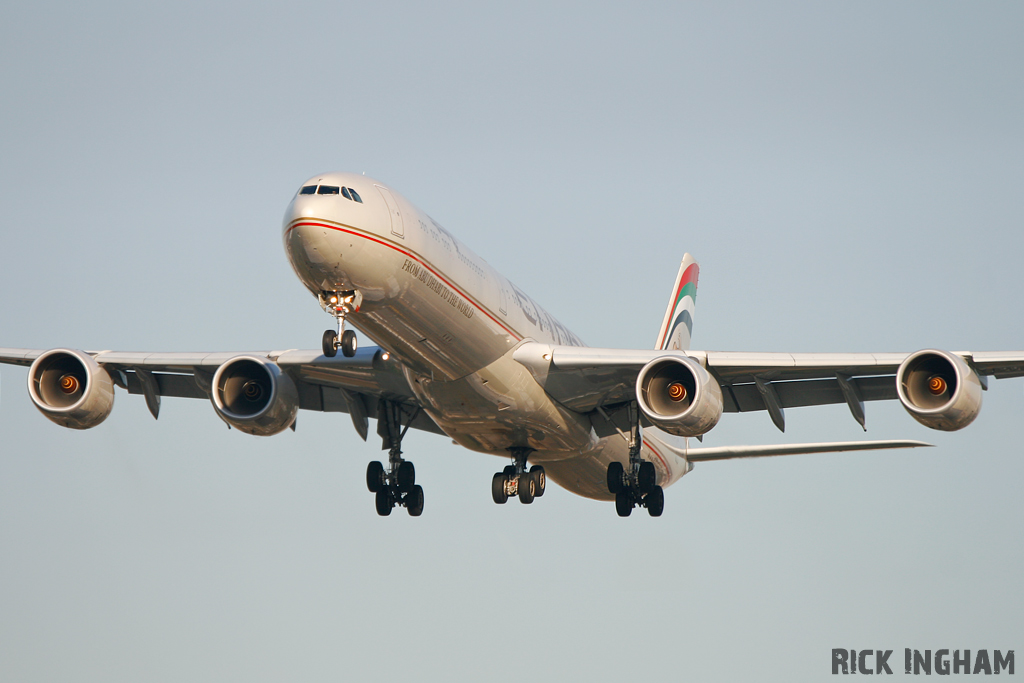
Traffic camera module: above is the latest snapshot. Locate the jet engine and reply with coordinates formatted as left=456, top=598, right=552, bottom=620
left=636, top=354, right=723, bottom=437
left=896, top=349, right=982, bottom=431
left=211, top=356, right=298, bottom=436
left=28, top=349, right=115, bottom=429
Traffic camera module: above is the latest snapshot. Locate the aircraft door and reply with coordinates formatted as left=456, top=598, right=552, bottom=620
left=375, top=185, right=405, bottom=238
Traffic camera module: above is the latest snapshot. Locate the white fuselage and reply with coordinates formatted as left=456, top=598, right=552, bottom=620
left=283, top=172, right=690, bottom=499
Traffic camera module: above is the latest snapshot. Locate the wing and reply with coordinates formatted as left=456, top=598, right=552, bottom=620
left=513, top=342, right=1024, bottom=431
left=0, top=346, right=442, bottom=439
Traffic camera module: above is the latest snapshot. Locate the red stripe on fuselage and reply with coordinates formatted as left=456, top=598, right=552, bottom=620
left=287, top=220, right=523, bottom=340
left=645, top=440, right=670, bottom=474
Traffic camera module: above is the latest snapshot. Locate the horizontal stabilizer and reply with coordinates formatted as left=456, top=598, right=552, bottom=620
left=687, top=439, right=932, bottom=462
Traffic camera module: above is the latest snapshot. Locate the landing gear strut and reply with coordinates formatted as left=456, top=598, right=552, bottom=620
left=319, top=290, right=360, bottom=358
left=606, top=402, right=664, bottom=517
left=366, top=400, right=424, bottom=516
left=492, top=447, right=546, bottom=505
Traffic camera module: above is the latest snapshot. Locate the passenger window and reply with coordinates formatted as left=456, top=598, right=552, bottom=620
left=342, top=187, right=352, bottom=200
left=349, top=188, right=363, bottom=203
left=317, top=186, right=340, bottom=195
left=299, top=185, right=317, bottom=195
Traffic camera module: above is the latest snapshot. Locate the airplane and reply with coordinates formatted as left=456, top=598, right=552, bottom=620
left=3, top=171, right=1023, bottom=517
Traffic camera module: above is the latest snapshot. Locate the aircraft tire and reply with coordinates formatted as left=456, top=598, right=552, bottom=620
left=492, top=473, right=508, bottom=504
left=397, top=461, right=415, bottom=493
left=530, top=465, right=546, bottom=496
left=607, top=462, right=624, bottom=494
left=638, top=461, right=656, bottom=494
left=375, top=490, right=392, bottom=516
left=341, top=329, right=358, bottom=357
left=407, top=485, right=424, bottom=516
left=615, top=490, right=632, bottom=517
left=322, top=330, right=338, bottom=357
left=646, top=486, right=664, bottom=517
left=366, top=461, right=385, bottom=493
left=518, top=474, right=536, bottom=504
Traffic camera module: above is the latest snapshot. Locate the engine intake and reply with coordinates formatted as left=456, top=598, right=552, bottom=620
left=636, top=354, right=723, bottom=437
left=211, top=356, right=298, bottom=436
left=28, top=349, right=115, bottom=429
left=896, top=349, right=982, bottom=431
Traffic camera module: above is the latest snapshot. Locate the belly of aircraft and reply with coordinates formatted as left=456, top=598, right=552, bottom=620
left=408, top=348, right=598, bottom=456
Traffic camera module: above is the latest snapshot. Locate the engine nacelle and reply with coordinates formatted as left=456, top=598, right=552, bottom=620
left=211, top=356, right=298, bottom=436
left=636, top=354, right=723, bottom=437
left=896, top=349, right=982, bottom=431
left=27, top=349, right=115, bottom=429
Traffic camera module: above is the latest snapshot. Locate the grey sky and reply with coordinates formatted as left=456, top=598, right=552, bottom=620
left=1, top=2, right=1022, bottom=681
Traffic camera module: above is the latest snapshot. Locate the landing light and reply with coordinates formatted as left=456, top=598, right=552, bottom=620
left=668, top=382, right=687, bottom=402
left=381, top=352, right=390, bottom=361
left=927, top=376, right=948, bottom=396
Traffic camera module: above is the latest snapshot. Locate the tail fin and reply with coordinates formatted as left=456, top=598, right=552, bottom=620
left=655, top=254, right=699, bottom=351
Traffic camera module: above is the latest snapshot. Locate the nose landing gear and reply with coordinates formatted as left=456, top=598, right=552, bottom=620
left=319, top=290, right=361, bottom=358
left=605, top=402, right=664, bottom=517
left=491, top=447, right=546, bottom=505
left=366, top=401, right=424, bottom=516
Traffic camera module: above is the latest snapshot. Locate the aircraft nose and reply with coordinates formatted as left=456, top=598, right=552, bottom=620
left=283, top=196, right=320, bottom=229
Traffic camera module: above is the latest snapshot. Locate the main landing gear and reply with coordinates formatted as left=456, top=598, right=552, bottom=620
left=492, top=447, right=546, bottom=505
left=320, top=290, right=360, bottom=358
left=366, top=400, right=424, bottom=516
left=606, top=402, right=664, bottom=517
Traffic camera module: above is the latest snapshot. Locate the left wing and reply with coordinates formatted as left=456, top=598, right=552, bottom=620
left=513, top=342, right=1024, bottom=432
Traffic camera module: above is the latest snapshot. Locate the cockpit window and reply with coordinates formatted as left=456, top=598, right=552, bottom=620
left=299, top=183, right=363, bottom=203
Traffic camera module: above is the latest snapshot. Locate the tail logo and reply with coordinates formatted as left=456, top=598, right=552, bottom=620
left=656, top=260, right=699, bottom=351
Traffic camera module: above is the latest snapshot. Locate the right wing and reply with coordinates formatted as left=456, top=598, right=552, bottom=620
left=0, top=346, right=442, bottom=440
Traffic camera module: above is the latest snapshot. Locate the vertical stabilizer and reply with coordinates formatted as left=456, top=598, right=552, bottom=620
left=655, top=254, right=699, bottom=351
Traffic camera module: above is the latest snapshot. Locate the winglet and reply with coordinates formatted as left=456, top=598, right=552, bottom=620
left=655, top=254, right=699, bottom=351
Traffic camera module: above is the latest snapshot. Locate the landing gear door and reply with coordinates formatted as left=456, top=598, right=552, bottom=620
left=375, top=185, right=404, bottom=238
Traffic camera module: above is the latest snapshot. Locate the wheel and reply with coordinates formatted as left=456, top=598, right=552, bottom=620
left=491, top=472, right=508, bottom=504
left=366, top=461, right=385, bottom=493
left=638, top=461, right=656, bottom=494
left=615, top=490, right=632, bottom=517
left=607, top=461, right=624, bottom=494
left=645, top=485, right=664, bottom=517
left=341, top=329, right=358, bottom=357
left=502, top=465, right=516, bottom=477
left=518, top=473, right=536, bottom=504
left=529, top=465, right=546, bottom=497
left=407, top=485, right=424, bottom=516
left=375, top=489, right=392, bottom=516
left=322, top=329, right=337, bottom=357
left=396, top=461, right=415, bottom=493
